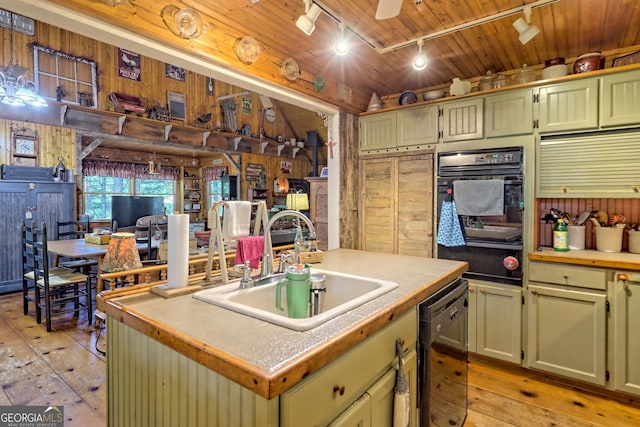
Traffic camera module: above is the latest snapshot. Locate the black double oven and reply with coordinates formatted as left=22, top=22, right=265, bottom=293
left=436, top=146, right=524, bottom=287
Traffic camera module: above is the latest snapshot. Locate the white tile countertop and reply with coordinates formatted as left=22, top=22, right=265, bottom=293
left=99, top=248, right=467, bottom=398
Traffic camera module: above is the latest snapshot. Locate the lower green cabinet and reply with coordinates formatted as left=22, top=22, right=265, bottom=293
left=468, top=280, right=522, bottom=364
left=611, top=271, right=640, bottom=395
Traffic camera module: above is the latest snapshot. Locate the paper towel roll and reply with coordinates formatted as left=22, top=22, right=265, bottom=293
left=167, top=214, right=189, bottom=288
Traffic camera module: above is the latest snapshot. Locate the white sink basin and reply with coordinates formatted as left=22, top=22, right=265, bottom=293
left=193, top=269, right=398, bottom=331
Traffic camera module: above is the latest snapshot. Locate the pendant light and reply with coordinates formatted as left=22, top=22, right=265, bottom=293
left=0, top=13, right=47, bottom=107
left=411, top=39, right=427, bottom=71
left=334, top=22, right=349, bottom=56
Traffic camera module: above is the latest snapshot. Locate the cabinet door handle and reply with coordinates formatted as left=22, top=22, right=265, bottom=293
left=531, top=290, right=538, bottom=295
left=479, top=288, right=485, bottom=294
left=562, top=274, right=569, bottom=279
left=333, top=385, right=346, bottom=396
left=617, top=273, right=630, bottom=282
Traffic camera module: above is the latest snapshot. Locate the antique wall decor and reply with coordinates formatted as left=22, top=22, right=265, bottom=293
left=167, top=91, right=186, bottom=121
left=118, top=47, right=141, bottom=81
left=11, top=127, right=39, bottom=166
left=165, top=64, right=185, bottom=81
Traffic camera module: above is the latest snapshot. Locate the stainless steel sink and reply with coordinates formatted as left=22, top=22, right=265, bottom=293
left=464, top=225, right=521, bottom=240
left=193, top=269, right=398, bottom=331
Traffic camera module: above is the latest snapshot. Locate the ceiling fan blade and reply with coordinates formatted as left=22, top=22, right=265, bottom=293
left=375, top=0, right=403, bottom=20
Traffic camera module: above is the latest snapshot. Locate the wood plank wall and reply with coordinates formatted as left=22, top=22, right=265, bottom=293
left=537, top=198, right=640, bottom=251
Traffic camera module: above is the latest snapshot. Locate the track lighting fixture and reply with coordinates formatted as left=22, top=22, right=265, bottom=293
left=512, top=6, right=540, bottom=45
left=334, top=22, right=349, bottom=56
left=411, top=39, right=427, bottom=71
left=296, top=0, right=322, bottom=35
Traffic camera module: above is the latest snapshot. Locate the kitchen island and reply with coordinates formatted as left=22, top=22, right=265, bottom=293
left=99, top=249, right=467, bottom=426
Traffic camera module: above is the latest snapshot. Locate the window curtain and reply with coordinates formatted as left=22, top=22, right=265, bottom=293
left=203, top=166, right=229, bottom=182
left=83, top=160, right=180, bottom=180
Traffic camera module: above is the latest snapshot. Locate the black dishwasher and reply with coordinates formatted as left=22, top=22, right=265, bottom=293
left=418, top=278, right=468, bottom=427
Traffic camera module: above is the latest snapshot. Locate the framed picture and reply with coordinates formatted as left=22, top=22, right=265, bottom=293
left=320, top=167, right=329, bottom=177
left=241, top=96, right=252, bottom=114
left=192, top=203, right=201, bottom=211
left=613, top=50, right=640, bottom=67
left=184, top=203, right=192, bottom=211
left=165, top=63, right=185, bottom=81
left=167, top=91, right=186, bottom=121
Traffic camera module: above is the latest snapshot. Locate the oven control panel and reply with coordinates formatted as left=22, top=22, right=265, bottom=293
left=474, top=152, right=517, bottom=164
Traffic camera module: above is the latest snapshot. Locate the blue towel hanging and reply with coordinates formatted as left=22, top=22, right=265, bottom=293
left=437, top=189, right=465, bottom=247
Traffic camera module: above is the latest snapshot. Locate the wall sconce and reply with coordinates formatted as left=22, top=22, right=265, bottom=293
left=296, top=0, right=322, bottom=35
left=102, top=232, right=142, bottom=273
left=512, top=6, right=540, bottom=45
left=411, top=38, right=427, bottom=71
left=286, top=193, right=309, bottom=211
left=334, top=22, right=349, bottom=56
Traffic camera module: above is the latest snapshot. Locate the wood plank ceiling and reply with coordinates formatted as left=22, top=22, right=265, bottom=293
left=8, top=0, right=640, bottom=114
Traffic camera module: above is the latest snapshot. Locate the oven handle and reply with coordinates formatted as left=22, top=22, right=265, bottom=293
left=464, top=241, right=523, bottom=250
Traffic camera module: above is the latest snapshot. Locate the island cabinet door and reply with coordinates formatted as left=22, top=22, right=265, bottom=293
left=611, top=272, right=640, bottom=396
left=526, top=284, right=607, bottom=385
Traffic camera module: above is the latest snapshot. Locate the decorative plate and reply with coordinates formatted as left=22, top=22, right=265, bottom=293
left=234, top=36, right=261, bottom=65
left=162, top=6, right=206, bottom=39
left=281, top=58, right=300, bottom=82
left=398, top=90, right=418, bottom=105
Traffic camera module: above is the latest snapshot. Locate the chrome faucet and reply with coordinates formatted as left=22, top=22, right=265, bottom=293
left=278, top=251, right=296, bottom=273
left=261, top=210, right=316, bottom=278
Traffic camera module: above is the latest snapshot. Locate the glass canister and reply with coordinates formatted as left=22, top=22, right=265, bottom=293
left=493, top=73, right=511, bottom=89
left=513, top=64, right=536, bottom=84
left=478, top=71, right=495, bottom=91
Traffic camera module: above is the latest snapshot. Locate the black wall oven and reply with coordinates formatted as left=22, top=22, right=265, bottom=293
left=436, top=147, right=524, bottom=286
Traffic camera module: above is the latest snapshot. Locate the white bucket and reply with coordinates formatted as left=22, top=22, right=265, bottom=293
left=629, top=230, right=640, bottom=254
left=568, top=225, right=585, bottom=250
left=595, top=227, right=623, bottom=253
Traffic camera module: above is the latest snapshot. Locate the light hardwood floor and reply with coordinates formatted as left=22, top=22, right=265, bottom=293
left=1, top=292, right=639, bottom=427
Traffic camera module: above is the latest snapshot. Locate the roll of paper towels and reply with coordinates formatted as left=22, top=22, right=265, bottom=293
left=167, top=214, right=189, bottom=288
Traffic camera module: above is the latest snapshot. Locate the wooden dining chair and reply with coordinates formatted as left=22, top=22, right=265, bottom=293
left=23, top=221, right=92, bottom=332
left=21, top=219, right=38, bottom=316
left=55, top=215, right=99, bottom=274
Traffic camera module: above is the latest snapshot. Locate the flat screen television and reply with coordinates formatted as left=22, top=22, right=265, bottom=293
left=111, top=196, right=164, bottom=228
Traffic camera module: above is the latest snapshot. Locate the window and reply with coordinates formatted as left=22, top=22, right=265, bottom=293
left=209, top=179, right=223, bottom=216
left=32, top=44, right=98, bottom=107
left=84, top=177, right=175, bottom=221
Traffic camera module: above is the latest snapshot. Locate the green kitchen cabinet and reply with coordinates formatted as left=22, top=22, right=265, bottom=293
left=468, top=280, right=522, bottom=364
left=527, top=262, right=607, bottom=385
left=485, top=88, right=534, bottom=137
left=537, top=79, right=599, bottom=133
left=537, top=131, right=640, bottom=197
left=328, top=350, right=417, bottom=427
left=610, top=271, right=640, bottom=396
left=359, top=104, right=439, bottom=154
left=601, top=70, right=640, bottom=128
left=281, top=310, right=417, bottom=427
left=441, top=97, right=484, bottom=142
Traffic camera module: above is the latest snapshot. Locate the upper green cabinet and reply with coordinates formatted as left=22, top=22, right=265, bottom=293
left=359, top=104, right=438, bottom=154
left=601, top=70, right=640, bottom=128
left=441, top=97, right=484, bottom=142
left=537, top=79, right=599, bottom=133
left=485, top=88, right=533, bottom=137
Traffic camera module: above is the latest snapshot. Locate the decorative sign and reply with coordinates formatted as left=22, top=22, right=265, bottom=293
left=167, top=91, right=186, bottom=121
left=11, top=127, right=39, bottom=166
left=241, top=96, right=252, bottom=114
left=118, top=48, right=141, bottom=81
left=246, top=162, right=264, bottom=177
left=166, top=63, right=185, bottom=81
left=280, top=161, right=292, bottom=174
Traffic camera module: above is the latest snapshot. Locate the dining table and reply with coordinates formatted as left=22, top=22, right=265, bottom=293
left=47, top=238, right=157, bottom=292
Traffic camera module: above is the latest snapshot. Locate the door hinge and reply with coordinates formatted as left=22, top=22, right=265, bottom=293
left=521, top=350, right=525, bottom=361
left=533, top=119, right=539, bottom=129
left=533, top=93, right=540, bottom=103
left=522, top=295, right=525, bottom=305
left=606, top=370, right=610, bottom=382
left=438, top=107, right=443, bottom=117
left=606, top=300, right=610, bottom=313
left=438, top=130, right=443, bottom=139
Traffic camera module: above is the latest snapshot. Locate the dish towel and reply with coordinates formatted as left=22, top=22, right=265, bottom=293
left=437, top=199, right=466, bottom=247
left=234, top=236, right=264, bottom=269
left=223, top=201, right=251, bottom=240
left=453, top=179, right=504, bottom=216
